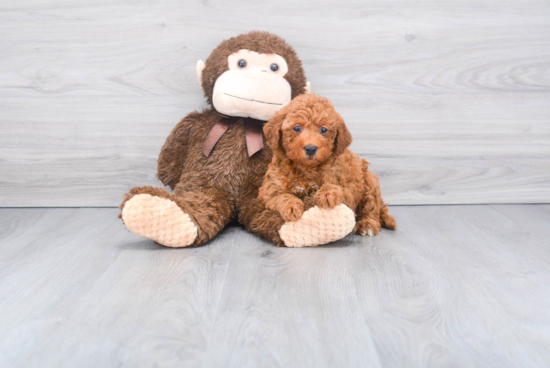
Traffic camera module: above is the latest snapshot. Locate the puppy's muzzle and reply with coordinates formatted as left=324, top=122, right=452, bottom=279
left=304, top=145, right=317, bottom=157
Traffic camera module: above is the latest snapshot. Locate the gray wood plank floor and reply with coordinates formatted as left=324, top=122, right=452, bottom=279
left=1, top=205, right=549, bottom=367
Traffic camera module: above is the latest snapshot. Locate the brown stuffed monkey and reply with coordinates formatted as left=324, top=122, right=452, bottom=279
left=119, top=31, right=356, bottom=247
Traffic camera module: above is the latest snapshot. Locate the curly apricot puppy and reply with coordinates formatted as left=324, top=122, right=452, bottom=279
left=259, top=94, right=396, bottom=237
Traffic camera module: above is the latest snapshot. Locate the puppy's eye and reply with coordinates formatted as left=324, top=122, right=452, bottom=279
left=293, top=125, right=302, bottom=133
left=270, top=63, right=279, bottom=72
left=238, top=59, right=247, bottom=68
left=320, top=127, right=328, bottom=134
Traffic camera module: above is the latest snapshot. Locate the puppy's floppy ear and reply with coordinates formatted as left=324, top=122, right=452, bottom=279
left=263, top=105, right=289, bottom=149
left=334, top=118, right=352, bottom=156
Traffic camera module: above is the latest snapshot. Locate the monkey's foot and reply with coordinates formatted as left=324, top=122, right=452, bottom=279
left=121, top=194, right=198, bottom=247
left=279, top=204, right=355, bottom=247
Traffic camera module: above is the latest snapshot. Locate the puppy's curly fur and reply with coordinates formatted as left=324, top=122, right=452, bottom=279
left=259, top=94, right=396, bottom=237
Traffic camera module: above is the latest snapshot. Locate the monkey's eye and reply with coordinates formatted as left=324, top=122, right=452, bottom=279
left=270, top=63, right=279, bottom=72
left=320, top=127, right=328, bottom=134
left=238, top=59, right=247, bottom=68
left=293, top=125, right=302, bottom=133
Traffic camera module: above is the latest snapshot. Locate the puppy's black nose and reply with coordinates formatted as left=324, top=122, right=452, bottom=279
left=304, top=145, right=317, bottom=156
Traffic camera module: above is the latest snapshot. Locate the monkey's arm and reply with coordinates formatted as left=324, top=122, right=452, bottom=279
left=157, top=113, right=200, bottom=190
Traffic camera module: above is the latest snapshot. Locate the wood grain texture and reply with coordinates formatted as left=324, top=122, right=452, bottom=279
left=0, top=0, right=549, bottom=206
left=1, top=205, right=549, bottom=367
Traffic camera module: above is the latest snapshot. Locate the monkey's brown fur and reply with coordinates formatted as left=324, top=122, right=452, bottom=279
left=259, top=94, right=396, bottom=236
left=120, top=32, right=308, bottom=247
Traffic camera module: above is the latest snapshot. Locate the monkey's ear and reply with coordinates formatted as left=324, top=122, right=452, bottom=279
left=263, top=108, right=288, bottom=149
left=334, top=119, right=352, bottom=156
left=305, top=81, right=311, bottom=94
left=196, top=60, right=205, bottom=90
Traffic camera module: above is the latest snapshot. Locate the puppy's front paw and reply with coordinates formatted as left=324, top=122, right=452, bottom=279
left=279, top=201, right=305, bottom=222
left=314, top=184, right=344, bottom=209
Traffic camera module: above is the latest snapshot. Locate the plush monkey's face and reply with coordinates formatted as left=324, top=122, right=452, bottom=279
left=223, top=50, right=293, bottom=120
left=198, top=49, right=294, bottom=121
left=197, top=32, right=310, bottom=121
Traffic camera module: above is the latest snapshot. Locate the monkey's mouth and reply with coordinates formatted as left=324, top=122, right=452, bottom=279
left=224, top=93, right=283, bottom=106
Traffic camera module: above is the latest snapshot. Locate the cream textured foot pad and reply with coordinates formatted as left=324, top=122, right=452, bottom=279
left=279, top=204, right=356, bottom=247
left=121, top=194, right=198, bottom=248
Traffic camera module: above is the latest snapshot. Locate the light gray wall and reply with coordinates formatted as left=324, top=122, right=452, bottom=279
left=1, top=0, right=549, bottom=206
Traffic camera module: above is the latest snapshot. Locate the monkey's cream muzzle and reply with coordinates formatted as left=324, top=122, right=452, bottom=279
left=212, top=70, right=292, bottom=121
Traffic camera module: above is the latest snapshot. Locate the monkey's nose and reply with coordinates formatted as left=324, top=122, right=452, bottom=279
left=304, top=145, right=317, bottom=156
